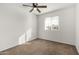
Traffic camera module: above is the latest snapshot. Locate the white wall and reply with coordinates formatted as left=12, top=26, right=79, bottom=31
left=0, top=4, right=37, bottom=51
left=37, top=5, right=76, bottom=45
left=76, top=4, right=79, bottom=53
left=25, top=12, right=37, bottom=41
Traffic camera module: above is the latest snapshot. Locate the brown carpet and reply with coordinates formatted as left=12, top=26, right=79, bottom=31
left=0, top=38, right=78, bottom=55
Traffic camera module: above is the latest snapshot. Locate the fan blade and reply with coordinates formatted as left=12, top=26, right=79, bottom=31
left=29, top=8, right=34, bottom=12
left=23, top=4, right=33, bottom=7
left=37, top=6, right=47, bottom=8
left=37, top=8, right=41, bottom=13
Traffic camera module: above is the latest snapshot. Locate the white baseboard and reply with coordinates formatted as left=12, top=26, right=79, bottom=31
left=0, top=37, right=37, bottom=52
left=0, top=43, right=18, bottom=52
left=38, top=37, right=74, bottom=46
left=76, top=45, right=79, bottom=54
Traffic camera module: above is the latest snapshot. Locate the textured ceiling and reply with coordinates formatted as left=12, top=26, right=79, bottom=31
left=22, top=3, right=75, bottom=15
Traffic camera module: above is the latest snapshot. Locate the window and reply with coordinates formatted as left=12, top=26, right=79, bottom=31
left=45, top=16, right=59, bottom=31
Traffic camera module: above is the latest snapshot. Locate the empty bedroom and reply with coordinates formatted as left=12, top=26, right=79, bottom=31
left=0, top=3, right=79, bottom=55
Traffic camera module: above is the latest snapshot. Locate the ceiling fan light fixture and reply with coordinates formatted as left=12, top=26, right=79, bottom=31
left=34, top=8, right=37, bottom=10
left=23, top=3, right=47, bottom=13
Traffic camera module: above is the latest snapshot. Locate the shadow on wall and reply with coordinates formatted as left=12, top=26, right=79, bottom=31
left=18, top=28, right=32, bottom=45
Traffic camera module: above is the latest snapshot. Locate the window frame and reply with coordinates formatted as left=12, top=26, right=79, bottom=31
left=45, top=16, right=60, bottom=31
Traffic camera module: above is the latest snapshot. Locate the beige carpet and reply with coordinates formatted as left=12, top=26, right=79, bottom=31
left=0, top=38, right=78, bottom=55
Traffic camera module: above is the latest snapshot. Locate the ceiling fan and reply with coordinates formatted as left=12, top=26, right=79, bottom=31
left=23, top=3, right=47, bottom=13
